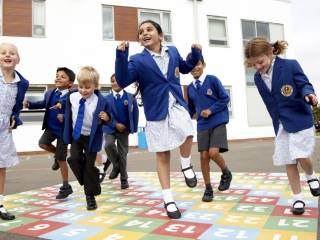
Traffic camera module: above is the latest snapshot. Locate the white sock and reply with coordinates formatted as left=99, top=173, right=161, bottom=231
left=306, top=172, right=319, bottom=189
left=162, top=189, right=177, bottom=212
left=97, top=165, right=104, bottom=174
left=101, top=154, right=107, bottom=164
left=293, top=193, right=304, bottom=208
left=180, top=156, right=195, bottom=179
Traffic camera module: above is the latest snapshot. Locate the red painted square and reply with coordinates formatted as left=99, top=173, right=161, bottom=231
left=127, top=198, right=163, bottom=207
left=137, top=207, right=186, bottom=220
left=152, top=220, right=211, bottom=238
left=30, top=199, right=60, bottom=207
left=272, top=205, right=318, bottom=218
left=241, top=196, right=279, bottom=205
left=36, top=192, right=58, bottom=199
left=10, top=220, right=68, bottom=237
left=21, top=208, right=67, bottom=219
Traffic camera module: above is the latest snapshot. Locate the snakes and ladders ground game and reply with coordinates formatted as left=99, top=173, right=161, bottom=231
left=0, top=172, right=318, bottom=239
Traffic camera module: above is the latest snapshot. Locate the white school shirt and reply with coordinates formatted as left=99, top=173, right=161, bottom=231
left=70, top=92, right=98, bottom=136
left=260, top=58, right=275, bottom=91
left=192, top=73, right=207, bottom=87
left=112, top=89, right=124, bottom=98
left=146, top=46, right=169, bottom=78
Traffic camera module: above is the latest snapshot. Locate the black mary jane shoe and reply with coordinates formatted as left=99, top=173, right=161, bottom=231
left=291, top=200, right=305, bottom=215
left=164, top=202, right=181, bottom=219
left=181, top=166, right=197, bottom=188
left=307, top=178, right=320, bottom=196
left=0, top=211, right=15, bottom=221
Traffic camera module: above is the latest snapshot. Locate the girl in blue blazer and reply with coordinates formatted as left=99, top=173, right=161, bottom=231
left=245, top=37, right=320, bottom=215
left=115, top=20, right=202, bottom=219
left=0, top=43, right=29, bottom=221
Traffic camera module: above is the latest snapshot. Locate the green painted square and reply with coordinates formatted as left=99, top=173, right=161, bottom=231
left=9, top=205, right=41, bottom=216
left=264, top=216, right=317, bottom=232
left=230, top=203, right=275, bottom=215
left=0, top=217, right=38, bottom=231
left=112, top=217, right=167, bottom=233
left=110, top=205, right=150, bottom=216
left=213, top=195, right=242, bottom=203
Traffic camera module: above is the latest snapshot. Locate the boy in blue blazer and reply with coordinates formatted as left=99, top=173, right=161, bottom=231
left=187, top=56, right=232, bottom=202
left=63, top=66, right=112, bottom=211
left=101, top=74, right=139, bottom=189
left=24, top=67, right=75, bottom=200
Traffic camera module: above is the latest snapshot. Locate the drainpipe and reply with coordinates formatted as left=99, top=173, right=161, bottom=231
left=192, top=0, right=200, bottom=43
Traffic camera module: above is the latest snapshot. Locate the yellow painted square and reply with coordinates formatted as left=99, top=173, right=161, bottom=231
left=86, top=229, right=146, bottom=240
left=257, top=230, right=316, bottom=240
left=192, top=202, right=235, bottom=212
left=74, top=203, right=119, bottom=212
left=216, top=213, right=269, bottom=228
left=77, top=213, right=130, bottom=227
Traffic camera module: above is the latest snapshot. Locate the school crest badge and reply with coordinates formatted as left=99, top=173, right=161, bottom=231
left=207, top=89, right=213, bottom=96
left=280, top=84, right=293, bottom=97
left=174, top=67, right=180, bottom=78
left=124, top=100, right=128, bottom=106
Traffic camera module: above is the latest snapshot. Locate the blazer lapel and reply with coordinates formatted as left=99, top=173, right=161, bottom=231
left=271, top=57, right=283, bottom=94
left=166, top=47, right=175, bottom=80
left=142, top=48, right=167, bottom=80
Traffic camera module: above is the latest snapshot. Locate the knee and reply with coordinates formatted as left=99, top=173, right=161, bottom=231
left=209, top=149, right=220, bottom=160
left=38, top=143, right=47, bottom=150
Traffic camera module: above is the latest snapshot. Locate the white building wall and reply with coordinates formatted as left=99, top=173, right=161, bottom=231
left=1, top=0, right=293, bottom=152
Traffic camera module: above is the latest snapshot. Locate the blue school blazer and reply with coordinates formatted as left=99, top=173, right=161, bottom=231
left=115, top=46, right=202, bottom=121
left=254, top=56, right=314, bottom=135
left=103, top=91, right=139, bottom=134
left=29, top=88, right=67, bottom=130
left=11, top=71, right=29, bottom=129
left=187, top=75, right=229, bottom=132
left=63, top=90, right=113, bottom=153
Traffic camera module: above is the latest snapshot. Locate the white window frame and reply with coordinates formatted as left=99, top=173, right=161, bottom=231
left=32, top=0, right=46, bottom=37
left=241, top=19, right=284, bottom=85
left=102, top=5, right=114, bottom=41
left=138, top=9, right=172, bottom=43
left=207, top=16, right=229, bottom=47
left=224, top=86, right=233, bottom=118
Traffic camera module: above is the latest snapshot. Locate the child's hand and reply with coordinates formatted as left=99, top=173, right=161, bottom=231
left=116, top=123, right=126, bottom=132
left=191, top=44, right=202, bottom=51
left=49, top=102, right=62, bottom=109
left=117, top=41, right=129, bottom=51
left=8, top=116, right=15, bottom=132
left=200, top=109, right=212, bottom=118
left=23, top=100, right=30, bottom=109
left=99, top=111, right=109, bottom=122
left=305, top=94, right=318, bottom=106
left=57, top=114, right=64, bottom=123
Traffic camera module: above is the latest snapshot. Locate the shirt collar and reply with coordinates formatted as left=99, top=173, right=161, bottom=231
left=193, top=73, right=207, bottom=86
left=113, top=89, right=124, bottom=98
left=146, top=45, right=169, bottom=57
left=0, top=71, right=21, bottom=84
left=56, top=88, right=69, bottom=96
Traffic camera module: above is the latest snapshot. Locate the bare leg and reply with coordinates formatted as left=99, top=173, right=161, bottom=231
left=209, top=147, right=227, bottom=170
left=39, top=143, right=56, bottom=153
left=0, top=168, right=6, bottom=195
left=179, top=136, right=193, bottom=157
left=59, top=161, right=68, bottom=182
left=298, top=158, right=314, bottom=175
left=200, top=151, right=211, bottom=185
left=156, top=151, right=171, bottom=189
left=286, top=164, right=301, bottom=194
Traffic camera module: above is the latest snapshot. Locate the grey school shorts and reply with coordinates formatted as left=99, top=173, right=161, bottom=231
left=39, top=129, right=68, bottom=161
left=197, top=124, right=228, bottom=153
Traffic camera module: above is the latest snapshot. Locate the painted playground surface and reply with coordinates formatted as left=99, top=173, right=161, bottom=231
left=0, top=172, right=318, bottom=240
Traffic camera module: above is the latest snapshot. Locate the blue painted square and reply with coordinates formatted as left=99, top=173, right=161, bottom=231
left=178, top=210, right=222, bottom=224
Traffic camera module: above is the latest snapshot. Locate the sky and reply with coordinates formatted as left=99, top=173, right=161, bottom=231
left=291, top=0, right=320, bottom=93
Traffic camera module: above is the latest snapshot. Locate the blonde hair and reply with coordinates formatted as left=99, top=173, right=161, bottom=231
left=244, top=37, right=288, bottom=66
left=77, top=66, right=99, bottom=88
left=0, top=42, right=20, bottom=59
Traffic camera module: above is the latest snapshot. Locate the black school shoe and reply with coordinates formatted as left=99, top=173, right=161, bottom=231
left=86, top=195, right=97, bottom=210
left=218, top=169, right=232, bottom=191
left=0, top=207, right=15, bottom=221
left=307, top=178, right=320, bottom=196
left=164, top=202, right=181, bottom=219
left=181, top=166, right=197, bottom=188
left=51, top=159, right=60, bottom=171
left=202, top=188, right=214, bottom=202
left=109, top=167, right=120, bottom=180
left=99, top=160, right=112, bottom=183
left=56, top=184, right=73, bottom=199
left=121, top=179, right=129, bottom=189
left=291, top=200, right=305, bottom=215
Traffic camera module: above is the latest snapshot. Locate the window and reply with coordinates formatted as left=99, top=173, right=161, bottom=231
left=139, top=10, right=172, bottom=42
left=208, top=16, right=228, bottom=47
left=100, top=85, right=112, bottom=96
left=0, top=0, right=2, bottom=35
left=241, top=20, right=284, bottom=85
left=224, top=86, right=232, bottom=117
left=21, top=85, right=47, bottom=122
left=32, top=0, right=46, bottom=37
left=102, top=6, right=114, bottom=40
